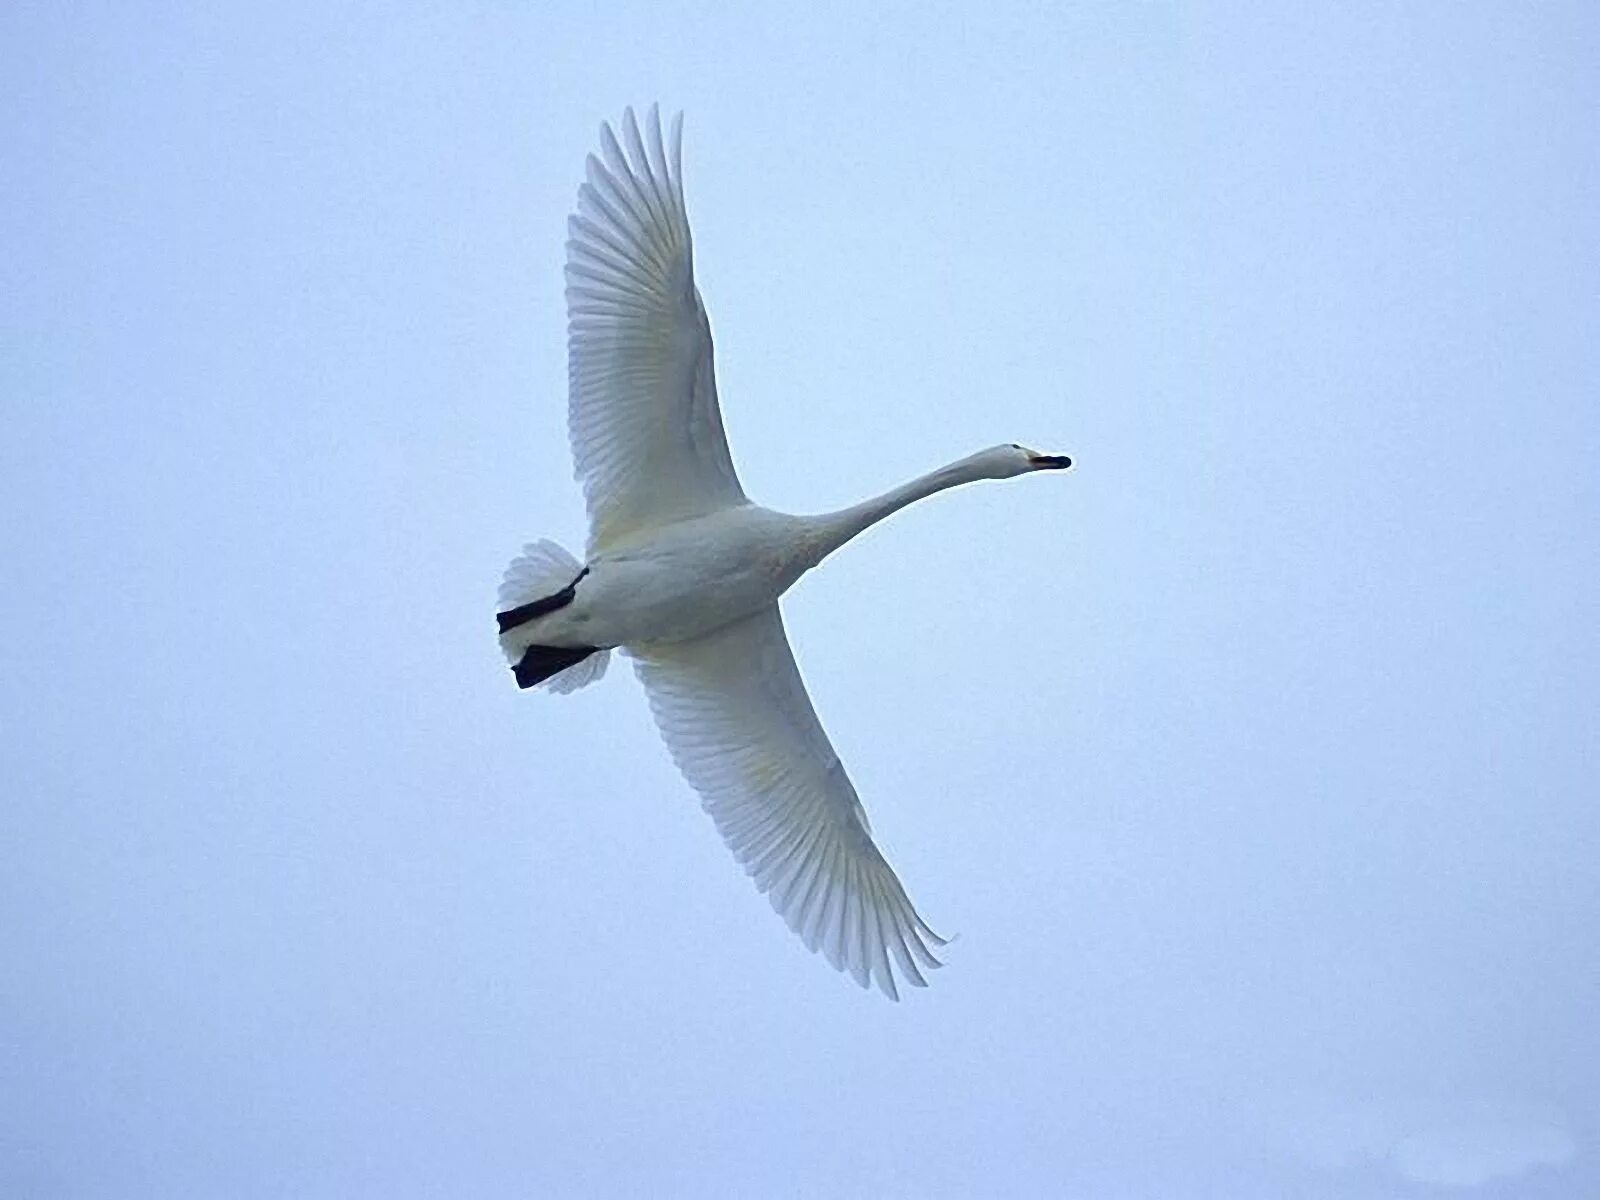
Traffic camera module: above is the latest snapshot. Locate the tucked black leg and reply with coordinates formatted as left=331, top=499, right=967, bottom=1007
left=512, top=644, right=598, bottom=689
left=497, top=567, right=590, bottom=634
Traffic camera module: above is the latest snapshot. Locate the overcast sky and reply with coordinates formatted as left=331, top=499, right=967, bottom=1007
left=4, top=4, right=1597, bottom=1197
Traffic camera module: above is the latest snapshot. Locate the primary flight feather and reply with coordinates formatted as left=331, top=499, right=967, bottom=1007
left=499, top=105, right=1071, bottom=999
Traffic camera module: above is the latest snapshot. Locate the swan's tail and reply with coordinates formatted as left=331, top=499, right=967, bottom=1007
left=497, top=539, right=610, bottom=694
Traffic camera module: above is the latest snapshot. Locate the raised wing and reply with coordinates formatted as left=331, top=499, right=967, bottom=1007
left=566, top=106, right=746, bottom=554
left=632, top=607, right=946, bottom=999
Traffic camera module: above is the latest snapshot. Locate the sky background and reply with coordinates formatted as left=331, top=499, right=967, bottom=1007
left=3, top=3, right=1598, bottom=1197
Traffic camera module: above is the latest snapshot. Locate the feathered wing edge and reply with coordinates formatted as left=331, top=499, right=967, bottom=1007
left=632, top=608, right=947, bottom=1000
left=565, top=106, right=744, bottom=555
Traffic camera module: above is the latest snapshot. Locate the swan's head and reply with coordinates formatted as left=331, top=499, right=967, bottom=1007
left=973, top=443, right=1074, bottom=479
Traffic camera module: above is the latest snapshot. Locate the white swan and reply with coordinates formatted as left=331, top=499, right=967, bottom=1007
left=499, top=106, right=1071, bottom=998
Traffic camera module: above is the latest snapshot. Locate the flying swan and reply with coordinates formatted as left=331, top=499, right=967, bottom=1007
left=498, top=106, right=1071, bottom=998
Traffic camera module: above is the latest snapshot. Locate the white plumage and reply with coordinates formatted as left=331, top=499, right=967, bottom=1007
left=499, top=106, right=1071, bottom=998
left=566, top=109, right=743, bottom=553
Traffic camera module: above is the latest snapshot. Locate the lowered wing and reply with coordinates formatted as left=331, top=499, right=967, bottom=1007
left=632, top=607, right=946, bottom=999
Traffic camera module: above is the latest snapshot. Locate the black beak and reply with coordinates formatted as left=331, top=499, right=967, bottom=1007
left=1029, top=454, right=1073, bottom=470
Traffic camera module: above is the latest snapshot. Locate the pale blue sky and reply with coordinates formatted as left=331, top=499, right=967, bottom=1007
left=3, top=4, right=1597, bottom=1197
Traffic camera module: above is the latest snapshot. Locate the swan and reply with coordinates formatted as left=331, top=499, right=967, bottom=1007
left=498, top=106, right=1071, bottom=999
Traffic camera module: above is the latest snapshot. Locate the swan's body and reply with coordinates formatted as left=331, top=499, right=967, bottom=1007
left=499, top=107, right=1070, bottom=998
left=502, top=506, right=810, bottom=653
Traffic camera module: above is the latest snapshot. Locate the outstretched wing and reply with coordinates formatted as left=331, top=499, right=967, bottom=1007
left=566, top=106, right=746, bottom=554
left=632, top=607, right=947, bottom=999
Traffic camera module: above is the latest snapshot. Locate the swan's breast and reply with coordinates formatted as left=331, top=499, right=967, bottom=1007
left=575, top=507, right=809, bottom=646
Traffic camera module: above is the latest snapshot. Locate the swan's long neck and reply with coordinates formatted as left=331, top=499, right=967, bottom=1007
left=806, top=456, right=991, bottom=564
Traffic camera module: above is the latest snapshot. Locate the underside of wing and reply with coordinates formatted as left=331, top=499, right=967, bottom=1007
left=632, top=608, right=946, bottom=999
left=566, top=106, right=746, bottom=554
